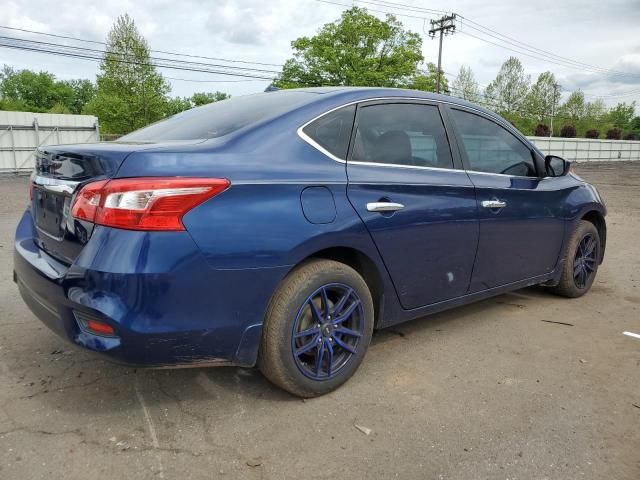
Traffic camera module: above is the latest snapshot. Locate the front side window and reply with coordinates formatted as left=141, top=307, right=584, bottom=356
left=351, top=103, right=453, bottom=169
left=302, top=105, right=355, bottom=159
left=449, top=109, right=536, bottom=177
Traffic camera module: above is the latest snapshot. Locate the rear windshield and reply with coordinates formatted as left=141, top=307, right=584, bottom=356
left=118, top=91, right=315, bottom=142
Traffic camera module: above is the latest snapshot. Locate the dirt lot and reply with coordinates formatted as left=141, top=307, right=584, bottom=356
left=0, top=163, right=638, bottom=480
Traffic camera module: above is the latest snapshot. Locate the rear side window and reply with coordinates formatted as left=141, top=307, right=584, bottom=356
left=449, top=109, right=536, bottom=177
left=119, top=91, right=315, bottom=142
left=351, top=103, right=453, bottom=169
left=302, top=105, right=355, bottom=159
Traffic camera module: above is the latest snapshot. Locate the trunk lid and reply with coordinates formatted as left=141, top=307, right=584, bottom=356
left=31, top=142, right=159, bottom=264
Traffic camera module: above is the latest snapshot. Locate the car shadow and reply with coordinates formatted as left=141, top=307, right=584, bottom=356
left=8, top=285, right=555, bottom=417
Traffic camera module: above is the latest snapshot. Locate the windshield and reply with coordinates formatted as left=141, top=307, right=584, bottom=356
left=118, top=91, right=316, bottom=142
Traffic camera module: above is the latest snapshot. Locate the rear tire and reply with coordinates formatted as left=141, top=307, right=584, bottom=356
left=258, top=259, right=374, bottom=398
left=550, top=220, right=600, bottom=298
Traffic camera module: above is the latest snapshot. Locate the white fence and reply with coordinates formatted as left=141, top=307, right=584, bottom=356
left=0, top=111, right=99, bottom=173
left=527, top=136, right=640, bottom=162
left=0, top=111, right=638, bottom=173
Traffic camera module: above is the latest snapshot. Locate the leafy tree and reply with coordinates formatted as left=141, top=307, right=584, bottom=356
left=164, top=91, right=231, bottom=116
left=606, top=128, right=621, bottom=140
left=585, top=98, right=607, bottom=121
left=534, top=124, right=550, bottom=136
left=608, top=101, right=636, bottom=131
left=484, top=57, right=530, bottom=115
left=585, top=129, right=599, bottom=139
left=64, top=79, right=96, bottom=114
left=164, top=96, right=193, bottom=116
left=404, top=63, right=448, bottom=93
left=274, top=7, right=423, bottom=88
left=623, top=132, right=637, bottom=140
left=0, top=66, right=96, bottom=114
left=191, top=91, right=230, bottom=106
left=560, top=124, right=577, bottom=138
left=451, top=65, right=480, bottom=102
left=84, top=14, right=170, bottom=134
left=558, top=90, right=586, bottom=123
left=523, top=72, right=560, bottom=123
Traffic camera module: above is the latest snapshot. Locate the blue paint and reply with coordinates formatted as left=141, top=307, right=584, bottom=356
left=300, top=187, right=337, bottom=224
left=14, top=87, right=606, bottom=368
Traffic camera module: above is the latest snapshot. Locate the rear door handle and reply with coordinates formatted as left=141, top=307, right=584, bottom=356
left=366, top=202, right=405, bottom=213
left=481, top=200, right=507, bottom=209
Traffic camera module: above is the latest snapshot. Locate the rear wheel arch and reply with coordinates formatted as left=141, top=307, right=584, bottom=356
left=291, top=247, right=385, bottom=329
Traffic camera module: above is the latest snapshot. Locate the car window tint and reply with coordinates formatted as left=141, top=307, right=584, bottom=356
left=119, top=91, right=316, bottom=142
left=302, top=105, right=355, bottom=159
left=351, top=104, right=453, bottom=169
left=450, top=109, right=536, bottom=177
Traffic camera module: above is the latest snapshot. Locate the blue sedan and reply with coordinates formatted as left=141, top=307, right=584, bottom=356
left=14, top=88, right=606, bottom=397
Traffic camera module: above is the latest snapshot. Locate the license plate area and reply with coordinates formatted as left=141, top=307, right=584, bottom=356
left=33, top=187, right=71, bottom=240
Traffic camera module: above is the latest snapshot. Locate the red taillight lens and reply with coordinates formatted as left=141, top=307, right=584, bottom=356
left=71, top=177, right=230, bottom=231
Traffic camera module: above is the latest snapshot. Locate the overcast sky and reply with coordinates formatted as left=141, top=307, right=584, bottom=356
left=1, top=0, right=639, bottom=109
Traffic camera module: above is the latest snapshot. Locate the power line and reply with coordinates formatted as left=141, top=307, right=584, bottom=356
left=458, top=16, right=637, bottom=79
left=0, top=35, right=281, bottom=74
left=164, top=76, right=267, bottom=83
left=0, top=39, right=276, bottom=80
left=0, top=24, right=284, bottom=68
left=313, top=0, right=428, bottom=20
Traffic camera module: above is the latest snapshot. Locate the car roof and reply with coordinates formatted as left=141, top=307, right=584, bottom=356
left=264, top=86, right=499, bottom=118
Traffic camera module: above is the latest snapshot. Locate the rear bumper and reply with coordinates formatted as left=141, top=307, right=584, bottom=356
left=14, top=210, right=288, bottom=367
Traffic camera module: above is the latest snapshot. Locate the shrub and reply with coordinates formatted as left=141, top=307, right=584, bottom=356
left=606, top=128, right=622, bottom=140
left=585, top=129, right=600, bottom=139
left=560, top=124, right=577, bottom=138
left=623, top=132, right=638, bottom=140
left=534, top=124, right=550, bottom=136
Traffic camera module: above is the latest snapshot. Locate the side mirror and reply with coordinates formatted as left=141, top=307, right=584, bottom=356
left=545, top=155, right=571, bottom=177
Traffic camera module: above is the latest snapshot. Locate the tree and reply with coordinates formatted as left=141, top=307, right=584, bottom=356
left=585, top=129, right=600, bottom=139
left=64, top=79, right=96, bottom=114
left=484, top=57, right=530, bottom=115
left=451, top=65, right=480, bottom=102
left=560, top=124, right=577, bottom=138
left=558, top=91, right=586, bottom=123
left=164, top=91, right=231, bottom=116
left=404, top=63, right=448, bottom=93
left=0, top=66, right=96, bottom=114
left=190, top=91, right=230, bottom=106
left=523, top=72, right=559, bottom=123
left=606, top=128, right=621, bottom=140
left=608, top=101, right=636, bottom=131
left=274, top=7, right=423, bottom=88
left=534, top=124, right=550, bottom=136
left=85, top=14, right=170, bottom=134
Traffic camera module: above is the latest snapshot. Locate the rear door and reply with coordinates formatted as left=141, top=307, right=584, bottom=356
left=346, top=101, right=479, bottom=310
left=446, top=106, right=565, bottom=291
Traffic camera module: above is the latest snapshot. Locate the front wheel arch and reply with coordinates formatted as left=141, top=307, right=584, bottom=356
left=581, top=210, right=606, bottom=263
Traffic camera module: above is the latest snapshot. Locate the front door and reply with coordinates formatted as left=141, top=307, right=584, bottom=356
left=346, top=102, right=479, bottom=310
left=446, top=107, right=565, bottom=291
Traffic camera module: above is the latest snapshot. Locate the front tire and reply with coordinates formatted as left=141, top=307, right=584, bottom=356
left=258, top=259, right=374, bottom=398
left=550, top=220, right=600, bottom=298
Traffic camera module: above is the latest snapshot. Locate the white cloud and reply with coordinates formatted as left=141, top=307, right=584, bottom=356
left=0, top=0, right=638, bottom=107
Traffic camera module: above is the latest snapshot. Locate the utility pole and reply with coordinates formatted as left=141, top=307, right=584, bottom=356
left=428, top=13, right=457, bottom=94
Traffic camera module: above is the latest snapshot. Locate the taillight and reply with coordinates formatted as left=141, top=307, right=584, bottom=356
left=71, top=177, right=230, bottom=231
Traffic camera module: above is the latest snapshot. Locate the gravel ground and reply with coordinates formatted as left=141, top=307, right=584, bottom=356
left=0, top=162, right=638, bottom=480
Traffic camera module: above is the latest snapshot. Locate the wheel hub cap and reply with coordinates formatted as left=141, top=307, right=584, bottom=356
left=291, top=283, right=365, bottom=381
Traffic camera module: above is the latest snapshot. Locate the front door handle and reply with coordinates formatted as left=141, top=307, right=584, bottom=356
left=481, top=200, right=507, bottom=209
left=366, top=202, right=405, bottom=213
